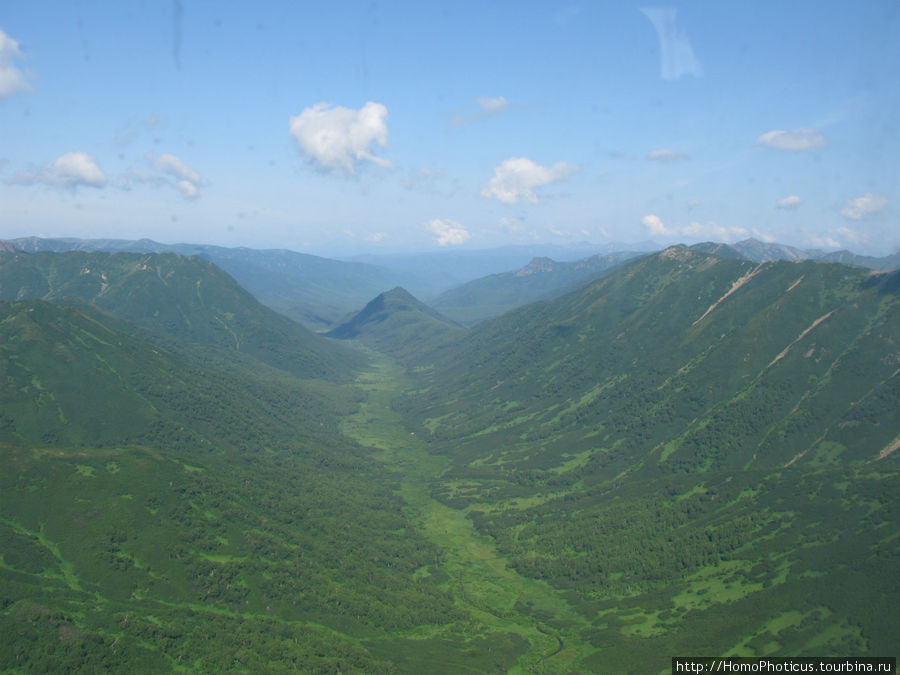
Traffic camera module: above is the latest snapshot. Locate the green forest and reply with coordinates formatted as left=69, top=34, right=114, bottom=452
left=0, top=247, right=897, bottom=673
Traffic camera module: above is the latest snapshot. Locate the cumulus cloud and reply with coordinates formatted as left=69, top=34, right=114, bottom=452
left=642, top=214, right=670, bottom=236
left=481, top=157, right=576, bottom=204
left=777, top=195, right=803, bottom=210
left=840, top=193, right=887, bottom=220
left=756, top=128, right=827, bottom=152
left=12, top=151, right=107, bottom=188
left=426, top=219, right=471, bottom=246
left=640, top=7, right=703, bottom=80
left=647, top=148, right=688, bottom=161
left=0, top=29, right=32, bottom=99
left=47, top=152, right=107, bottom=187
left=289, top=101, right=389, bottom=173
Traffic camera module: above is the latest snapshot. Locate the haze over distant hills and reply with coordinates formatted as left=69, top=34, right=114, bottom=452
left=3, top=236, right=897, bottom=333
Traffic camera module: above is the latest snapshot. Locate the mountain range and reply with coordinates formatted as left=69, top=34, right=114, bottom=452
left=0, top=239, right=897, bottom=672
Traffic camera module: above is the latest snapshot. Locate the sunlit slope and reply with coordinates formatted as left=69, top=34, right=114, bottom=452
left=0, top=250, right=363, bottom=380
left=327, top=287, right=464, bottom=361
left=432, top=251, right=642, bottom=325
left=395, top=247, right=899, bottom=667
left=404, top=246, right=898, bottom=475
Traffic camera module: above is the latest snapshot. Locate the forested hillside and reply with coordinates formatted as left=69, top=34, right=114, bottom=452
left=327, top=287, right=464, bottom=361
left=394, top=246, right=899, bottom=670
left=432, top=251, right=641, bottom=325
left=1, top=246, right=897, bottom=673
left=0, top=250, right=364, bottom=380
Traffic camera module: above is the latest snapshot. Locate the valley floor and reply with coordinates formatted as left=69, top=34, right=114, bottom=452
left=341, top=353, right=598, bottom=672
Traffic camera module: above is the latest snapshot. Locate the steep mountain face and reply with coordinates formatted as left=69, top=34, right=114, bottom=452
left=0, top=250, right=364, bottom=380
left=432, top=250, right=641, bottom=325
left=395, top=247, right=899, bottom=666
left=327, top=286, right=463, bottom=360
left=408, top=247, right=898, bottom=473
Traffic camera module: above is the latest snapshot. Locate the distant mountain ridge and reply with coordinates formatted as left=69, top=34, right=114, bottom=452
left=432, top=250, right=643, bottom=325
left=725, top=238, right=899, bottom=270
left=2, top=237, right=406, bottom=330
left=0, top=249, right=363, bottom=380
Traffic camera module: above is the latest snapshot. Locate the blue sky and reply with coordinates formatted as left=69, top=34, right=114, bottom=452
left=1, top=1, right=897, bottom=255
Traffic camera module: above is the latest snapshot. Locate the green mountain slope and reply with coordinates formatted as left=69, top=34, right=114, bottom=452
left=0, top=250, right=363, bottom=380
left=394, top=247, right=899, bottom=668
left=0, top=300, right=350, bottom=450
left=432, top=251, right=641, bottom=325
left=406, top=247, right=898, bottom=472
left=327, top=287, right=464, bottom=361
left=3, top=237, right=414, bottom=330
left=0, top=299, right=488, bottom=672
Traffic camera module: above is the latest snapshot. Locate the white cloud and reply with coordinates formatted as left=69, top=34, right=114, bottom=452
left=640, top=7, right=703, bottom=80
left=365, top=232, right=386, bottom=242
left=642, top=214, right=750, bottom=242
left=48, top=152, right=107, bottom=187
left=426, top=219, right=471, bottom=246
left=642, top=214, right=670, bottom=236
left=548, top=225, right=571, bottom=238
left=840, top=193, right=887, bottom=220
left=12, top=152, right=107, bottom=188
left=647, top=148, right=688, bottom=161
left=686, top=199, right=700, bottom=210
left=155, top=153, right=201, bottom=185
left=777, top=195, right=803, bottom=210
left=288, top=101, right=389, bottom=173
left=176, top=180, right=198, bottom=198
left=481, top=157, right=576, bottom=204
left=0, top=29, right=32, bottom=99
left=756, top=128, right=827, bottom=152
